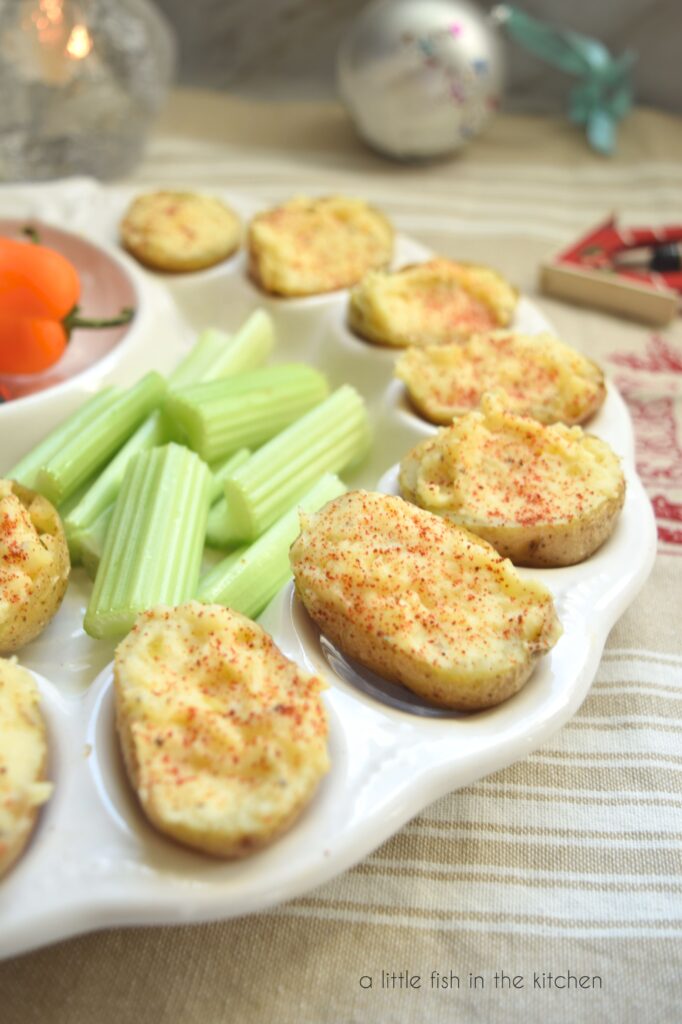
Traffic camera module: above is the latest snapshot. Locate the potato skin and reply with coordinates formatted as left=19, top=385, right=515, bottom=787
left=400, top=442, right=626, bottom=568
left=0, top=480, right=70, bottom=654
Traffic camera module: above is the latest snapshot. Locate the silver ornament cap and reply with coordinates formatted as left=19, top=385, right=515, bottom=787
left=337, top=0, right=504, bottom=160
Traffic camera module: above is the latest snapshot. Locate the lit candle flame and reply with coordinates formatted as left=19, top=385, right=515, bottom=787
left=65, top=23, right=92, bottom=60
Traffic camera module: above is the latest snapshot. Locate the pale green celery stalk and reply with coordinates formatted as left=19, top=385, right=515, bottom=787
left=216, top=385, right=369, bottom=543
left=206, top=497, right=235, bottom=548
left=63, top=410, right=168, bottom=542
left=196, top=472, right=346, bottom=618
left=166, top=328, right=232, bottom=390
left=77, top=504, right=114, bottom=580
left=7, top=388, right=120, bottom=489
left=165, top=364, right=328, bottom=462
left=84, top=444, right=211, bottom=639
left=37, top=372, right=165, bottom=506
left=58, top=475, right=98, bottom=519
left=209, top=448, right=251, bottom=504
left=205, top=450, right=251, bottom=546
left=168, top=310, right=275, bottom=390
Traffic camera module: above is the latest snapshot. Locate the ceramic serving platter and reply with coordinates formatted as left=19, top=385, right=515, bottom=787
left=0, top=182, right=656, bottom=959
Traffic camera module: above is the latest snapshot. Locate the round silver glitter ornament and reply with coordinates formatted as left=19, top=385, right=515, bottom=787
left=337, top=0, right=504, bottom=160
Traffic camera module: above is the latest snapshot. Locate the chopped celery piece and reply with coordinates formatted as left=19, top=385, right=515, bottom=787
left=209, top=448, right=251, bottom=504
left=217, top=385, right=369, bottom=543
left=167, top=328, right=231, bottom=390
left=206, top=496, right=236, bottom=548
left=37, top=372, right=165, bottom=506
left=61, top=478, right=103, bottom=565
left=78, top=504, right=114, bottom=580
left=197, top=472, right=346, bottom=618
left=64, top=410, right=168, bottom=539
left=84, top=444, right=211, bottom=639
left=166, top=363, right=328, bottom=462
left=169, top=310, right=274, bottom=389
left=7, top=388, right=120, bottom=489
left=199, top=545, right=247, bottom=584
left=58, top=475, right=99, bottom=520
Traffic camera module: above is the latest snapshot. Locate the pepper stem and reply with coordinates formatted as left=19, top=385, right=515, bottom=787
left=65, top=307, right=135, bottom=331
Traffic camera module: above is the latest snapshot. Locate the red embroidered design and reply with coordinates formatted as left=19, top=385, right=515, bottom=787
left=608, top=334, right=682, bottom=547
left=658, top=525, right=682, bottom=545
left=652, top=495, right=682, bottom=522
left=609, top=334, right=682, bottom=373
left=614, top=384, right=682, bottom=487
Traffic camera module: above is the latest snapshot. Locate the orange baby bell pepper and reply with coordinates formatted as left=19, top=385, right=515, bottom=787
left=0, top=230, right=134, bottom=375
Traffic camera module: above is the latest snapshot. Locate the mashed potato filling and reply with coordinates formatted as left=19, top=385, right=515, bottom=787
left=248, top=196, right=393, bottom=296
left=121, top=191, right=241, bottom=271
left=0, top=488, right=52, bottom=639
left=349, top=260, right=517, bottom=348
left=396, top=331, right=605, bottom=425
left=0, top=657, right=51, bottom=877
left=291, top=491, right=560, bottom=709
left=114, top=603, right=329, bottom=856
left=405, top=392, right=623, bottom=528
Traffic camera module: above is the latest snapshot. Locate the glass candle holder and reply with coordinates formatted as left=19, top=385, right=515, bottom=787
left=0, top=0, right=175, bottom=181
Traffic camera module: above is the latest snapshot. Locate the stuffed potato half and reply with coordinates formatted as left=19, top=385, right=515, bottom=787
left=0, top=479, right=70, bottom=654
left=399, top=392, right=626, bottom=568
left=290, top=491, right=561, bottom=711
left=114, top=603, right=330, bottom=857
left=0, top=657, right=52, bottom=878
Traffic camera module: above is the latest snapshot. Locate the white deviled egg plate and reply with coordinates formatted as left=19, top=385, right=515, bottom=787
left=0, top=181, right=656, bottom=958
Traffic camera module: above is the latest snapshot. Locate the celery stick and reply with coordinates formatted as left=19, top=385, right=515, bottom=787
left=204, top=310, right=274, bottom=380
left=209, top=448, right=251, bottom=504
left=60, top=478, right=103, bottom=565
left=199, top=545, right=247, bottom=583
left=206, top=448, right=253, bottom=547
left=63, top=410, right=168, bottom=539
left=166, top=364, right=328, bottom=462
left=218, top=385, right=369, bottom=543
left=197, top=472, right=346, bottom=618
left=37, top=372, right=165, bottom=506
left=167, top=328, right=231, bottom=390
left=84, top=444, right=211, bottom=639
left=7, top=388, right=120, bottom=489
left=168, top=311, right=274, bottom=390
left=77, top=504, right=114, bottom=580
left=58, top=475, right=98, bottom=519
left=206, top=497, right=235, bottom=548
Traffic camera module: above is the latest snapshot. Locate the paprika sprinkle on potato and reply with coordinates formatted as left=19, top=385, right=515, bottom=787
left=0, top=232, right=134, bottom=375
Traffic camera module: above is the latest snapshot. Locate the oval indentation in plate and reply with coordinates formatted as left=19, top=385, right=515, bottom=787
left=320, top=634, right=467, bottom=720
left=85, top=672, right=151, bottom=841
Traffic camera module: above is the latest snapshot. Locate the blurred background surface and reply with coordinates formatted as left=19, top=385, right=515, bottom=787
left=156, top=0, right=681, bottom=112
